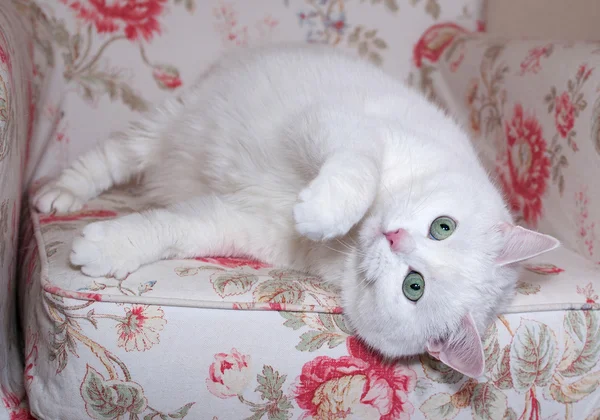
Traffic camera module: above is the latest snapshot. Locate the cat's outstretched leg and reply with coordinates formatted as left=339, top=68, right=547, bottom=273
left=33, top=100, right=181, bottom=214
left=70, top=195, right=269, bottom=279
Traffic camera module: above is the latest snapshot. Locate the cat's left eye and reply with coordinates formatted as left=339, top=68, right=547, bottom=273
left=402, top=271, right=425, bottom=302
left=429, top=216, right=456, bottom=241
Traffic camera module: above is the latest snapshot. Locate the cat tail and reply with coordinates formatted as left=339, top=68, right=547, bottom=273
left=33, top=97, right=185, bottom=213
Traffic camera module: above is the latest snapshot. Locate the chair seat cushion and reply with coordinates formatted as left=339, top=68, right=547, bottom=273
left=32, top=188, right=600, bottom=314
left=19, top=186, right=600, bottom=419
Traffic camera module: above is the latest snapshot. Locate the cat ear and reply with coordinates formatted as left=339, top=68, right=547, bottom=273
left=495, top=223, right=560, bottom=266
left=426, top=313, right=484, bottom=378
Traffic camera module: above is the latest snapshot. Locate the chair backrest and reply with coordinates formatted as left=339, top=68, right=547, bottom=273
left=19, top=0, right=485, bottom=182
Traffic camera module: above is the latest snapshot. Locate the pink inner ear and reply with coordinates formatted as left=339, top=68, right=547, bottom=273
left=426, top=313, right=485, bottom=378
left=496, top=223, right=560, bottom=266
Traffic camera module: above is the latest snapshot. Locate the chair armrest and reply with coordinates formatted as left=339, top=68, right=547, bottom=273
left=0, top=1, right=36, bottom=416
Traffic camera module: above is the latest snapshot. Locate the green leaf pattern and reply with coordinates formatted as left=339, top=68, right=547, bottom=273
left=420, top=393, right=459, bottom=419
left=81, top=365, right=147, bottom=420
left=558, top=311, right=600, bottom=377
left=471, top=382, right=508, bottom=420
left=510, top=320, right=558, bottom=393
left=211, top=273, right=259, bottom=298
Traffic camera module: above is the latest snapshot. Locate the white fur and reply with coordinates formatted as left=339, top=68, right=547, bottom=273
left=34, top=44, right=554, bottom=364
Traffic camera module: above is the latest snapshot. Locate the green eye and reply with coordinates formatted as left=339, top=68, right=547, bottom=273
left=430, top=216, right=456, bottom=240
left=402, top=271, right=425, bottom=302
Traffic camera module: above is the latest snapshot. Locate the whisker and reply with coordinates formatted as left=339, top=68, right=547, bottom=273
left=403, top=144, right=415, bottom=215
left=411, top=178, right=442, bottom=216
left=323, top=244, right=355, bottom=258
left=382, top=182, right=396, bottom=206
left=334, top=238, right=371, bottom=259
left=335, top=238, right=364, bottom=256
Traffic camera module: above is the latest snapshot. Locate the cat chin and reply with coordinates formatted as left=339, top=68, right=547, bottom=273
left=356, top=329, right=429, bottom=359
left=337, top=276, right=431, bottom=359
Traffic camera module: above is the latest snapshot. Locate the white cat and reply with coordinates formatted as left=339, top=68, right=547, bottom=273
left=34, top=44, right=559, bottom=377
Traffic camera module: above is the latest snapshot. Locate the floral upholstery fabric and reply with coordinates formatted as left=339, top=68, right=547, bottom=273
left=18, top=190, right=600, bottom=419
left=5, top=1, right=600, bottom=420
left=15, top=0, right=484, bottom=181
left=0, top=2, right=35, bottom=419
left=23, top=187, right=600, bottom=314
left=410, top=32, right=600, bottom=265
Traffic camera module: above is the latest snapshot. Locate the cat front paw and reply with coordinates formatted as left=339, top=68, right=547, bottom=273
left=70, top=221, right=142, bottom=279
left=294, top=183, right=360, bottom=241
left=33, top=183, right=85, bottom=214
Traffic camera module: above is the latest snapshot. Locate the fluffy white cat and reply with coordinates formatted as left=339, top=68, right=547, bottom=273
left=34, top=44, right=559, bottom=377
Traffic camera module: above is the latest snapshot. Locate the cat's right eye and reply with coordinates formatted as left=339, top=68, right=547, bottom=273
left=402, top=271, right=425, bottom=302
left=429, top=216, right=456, bottom=241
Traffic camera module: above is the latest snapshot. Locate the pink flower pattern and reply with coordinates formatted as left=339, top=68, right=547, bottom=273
left=577, top=283, right=598, bottom=304
left=61, top=0, right=168, bottom=41
left=497, top=104, right=551, bottom=226
left=206, top=348, right=252, bottom=399
left=1, top=388, right=34, bottom=420
left=555, top=91, right=576, bottom=138
left=575, top=187, right=599, bottom=262
left=4, top=4, right=600, bottom=420
left=196, top=256, right=270, bottom=270
left=519, top=44, right=553, bottom=75
left=116, top=305, right=167, bottom=352
left=293, top=337, right=416, bottom=419
left=213, top=2, right=279, bottom=47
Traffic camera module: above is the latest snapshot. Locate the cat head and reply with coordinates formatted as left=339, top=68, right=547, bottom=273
left=341, top=160, right=559, bottom=378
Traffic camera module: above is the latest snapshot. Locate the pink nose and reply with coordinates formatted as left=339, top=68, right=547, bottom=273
left=384, top=229, right=415, bottom=253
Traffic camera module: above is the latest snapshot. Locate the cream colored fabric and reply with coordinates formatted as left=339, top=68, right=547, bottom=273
left=20, top=185, right=600, bottom=420
left=28, top=188, right=600, bottom=313
left=13, top=1, right=490, bottom=418
left=0, top=2, right=35, bottom=419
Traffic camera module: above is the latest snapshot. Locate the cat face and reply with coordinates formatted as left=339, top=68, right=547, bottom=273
left=341, top=171, right=558, bottom=377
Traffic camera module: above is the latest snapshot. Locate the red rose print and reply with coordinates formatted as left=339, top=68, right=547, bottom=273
left=196, top=256, right=270, bottom=270
left=268, top=302, right=283, bottom=311
left=294, top=337, right=416, bottom=419
left=43, top=285, right=103, bottom=301
left=498, top=104, right=550, bottom=226
left=466, top=78, right=479, bottom=106
left=38, top=209, right=117, bottom=225
left=1, top=388, right=34, bottom=420
left=518, top=44, right=553, bottom=75
left=524, top=263, right=564, bottom=275
left=206, top=348, right=252, bottom=399
left=555, top=92, right=575, bottom=137
left=577, top=282, right=598, bottom=304
left=577, top=63, right=594, bottom=81
left=0, top=44, right=9, bottom=69
left=413, top=23, right=468, bottom=68
left=152, top=65, right=182, bottom=90
left=79, top=292, right=103, bottom=301
left=24, top=331, right=39, bottom=391
left=9, top=408, right=34, bottom=420
left=62, top=0, right=167, bottom=41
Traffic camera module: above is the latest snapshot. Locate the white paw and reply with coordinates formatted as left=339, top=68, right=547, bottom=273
left=294, top=181, right=358, bottom=242
left=70, top=221, right=142, bottom=279
left=33, top=183, right=85, bottom=214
